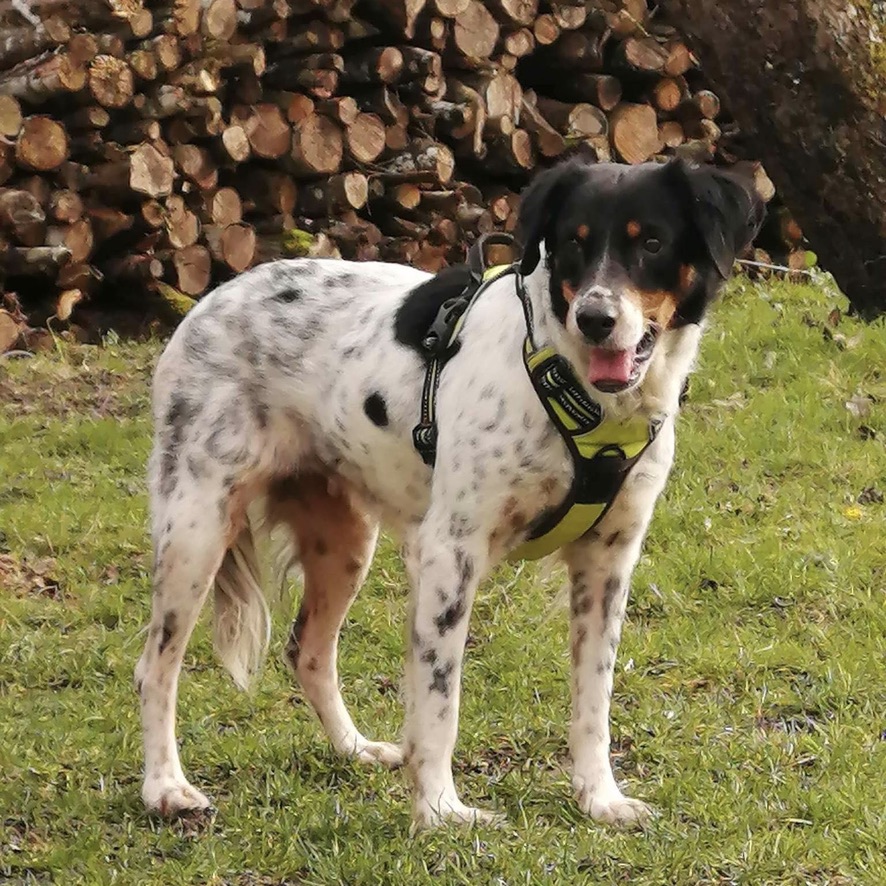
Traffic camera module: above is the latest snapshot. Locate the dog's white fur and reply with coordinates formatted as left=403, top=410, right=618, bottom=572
left=135, top=251, right=702, bottom=828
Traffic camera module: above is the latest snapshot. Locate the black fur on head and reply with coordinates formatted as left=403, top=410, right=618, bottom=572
left=515, top=157, right=596, bottom=276
left=515, top=157, right=765, bottom=328
left=674, top=160, right=766, bottom=279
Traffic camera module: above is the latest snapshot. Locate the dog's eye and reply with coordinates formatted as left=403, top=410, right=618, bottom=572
left=643, top=238, right=662, bottom=254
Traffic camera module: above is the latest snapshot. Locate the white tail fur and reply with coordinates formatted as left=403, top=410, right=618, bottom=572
left=212, top=509, right=301, bottom=689
left=213, top=525, right=269, bottom=689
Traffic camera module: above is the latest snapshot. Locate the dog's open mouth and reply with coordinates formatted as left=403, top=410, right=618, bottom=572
left=587, top=326, right=659, bottom=393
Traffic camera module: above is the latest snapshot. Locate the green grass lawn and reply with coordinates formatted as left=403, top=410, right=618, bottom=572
left=1, top=276, right=885, bottom=885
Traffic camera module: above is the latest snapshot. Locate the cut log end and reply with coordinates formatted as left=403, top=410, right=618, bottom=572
left=15, top=117, right=70, bottom=172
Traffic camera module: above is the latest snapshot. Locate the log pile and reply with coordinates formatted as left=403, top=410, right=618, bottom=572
left=0, top=0, right=803, bottom=342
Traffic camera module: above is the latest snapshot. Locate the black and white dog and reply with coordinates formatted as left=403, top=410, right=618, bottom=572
left=135, top=157, right=763, bottom=828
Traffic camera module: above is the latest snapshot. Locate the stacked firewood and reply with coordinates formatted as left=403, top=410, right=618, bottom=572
left=0, top=0, right=802, bottom=342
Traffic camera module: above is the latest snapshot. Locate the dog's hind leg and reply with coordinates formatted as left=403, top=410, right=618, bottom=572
left=269, top=474, right=402, bottom=768
left=135, top=474, right=235, bottom=816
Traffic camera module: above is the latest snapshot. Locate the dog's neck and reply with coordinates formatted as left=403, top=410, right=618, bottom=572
left=521, top=261, right=703, bottom=425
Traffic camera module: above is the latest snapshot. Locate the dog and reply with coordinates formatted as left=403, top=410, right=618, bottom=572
left=135, top=156, right=763, bottom=828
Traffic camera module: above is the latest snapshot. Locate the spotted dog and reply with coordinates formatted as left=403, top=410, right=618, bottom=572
left=136, top=157, right=763, bottom=828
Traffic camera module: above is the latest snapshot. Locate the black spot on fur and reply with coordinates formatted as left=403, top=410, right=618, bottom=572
left=159, top=611, right=177, bottom=654
left=363, top=393, right=389, bottom=427
left=449, top=512, right=473, bottom=539
left=394, top=265, right=473, bottom=355
left=571, top=624, right=587, bottom=666
left=429, top=660, right=454, bottom=696
left=241, top=332, right=261, bottom=367
left=206, top=413, right=251, bottom=466
left=571, top=584, right=593, bottom=617
left=454, top=547, right=474, bottom=590
left=605, top=531, right=622, bottom=547
left=602, top=576, right=621, bottom=621
left=253, top=398, right=269, bottom=430
left=274, top=287, right=303, bottom=303
left=434, top=599, right=466, bottom=635
left=158, top=394, right=199, bottom=498
left=286, top=605, right=309, bottom=668
left=186, top=454, right=207, bottom=480
left=481, top=400, right=506, bottom=433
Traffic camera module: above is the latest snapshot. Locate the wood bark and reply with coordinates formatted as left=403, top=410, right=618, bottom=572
left=0, top=0, right=802, bottom=331
left=662, top=0, right=886, bottom=318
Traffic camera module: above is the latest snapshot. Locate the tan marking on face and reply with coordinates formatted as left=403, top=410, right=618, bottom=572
left=626, top=220, right=642, bottom=239
left=679, top=264, right=698, bottom=292
left=562, top=281, right=578, bottom=304
left=624, top=287, right=680, bottom=330
left=576, top=224, right=590, bottom=240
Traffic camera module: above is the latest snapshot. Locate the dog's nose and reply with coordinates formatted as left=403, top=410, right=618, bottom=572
left=575, top=305, right=617, bottom=344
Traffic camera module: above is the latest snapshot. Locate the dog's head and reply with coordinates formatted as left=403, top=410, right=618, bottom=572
left=517, top=158, right=764, bottom=393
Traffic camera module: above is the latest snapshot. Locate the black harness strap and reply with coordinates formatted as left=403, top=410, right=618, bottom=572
left=412, top=233, right=518, bottom=466
left=410, top=234, right=661, bottom=561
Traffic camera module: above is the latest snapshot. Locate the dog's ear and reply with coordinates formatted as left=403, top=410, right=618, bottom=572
left=674, top=160, right=766, bottom=278
left=517, top=158, right=594, bottom=275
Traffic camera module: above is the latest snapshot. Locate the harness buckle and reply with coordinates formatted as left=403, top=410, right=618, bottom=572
left=421, top=296, right=469, bottom=357
left=412, top=422, right=438, bottom=466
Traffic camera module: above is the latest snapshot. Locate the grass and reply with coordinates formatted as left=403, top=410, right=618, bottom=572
left=1, top=276, right=885, bottom=885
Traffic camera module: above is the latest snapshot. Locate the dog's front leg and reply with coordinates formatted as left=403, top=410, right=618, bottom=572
left=402, top=517, right=499, bottom=830
left=562, top=426, right=675, bottom=828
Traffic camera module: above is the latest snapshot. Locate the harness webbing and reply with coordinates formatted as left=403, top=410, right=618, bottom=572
left=412, top=234, right=517, bottom=465
left=412, top=234, right=661, bottom=561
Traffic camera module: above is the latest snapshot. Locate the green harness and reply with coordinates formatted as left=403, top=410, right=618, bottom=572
left=412, top=234, right=662, bottom=562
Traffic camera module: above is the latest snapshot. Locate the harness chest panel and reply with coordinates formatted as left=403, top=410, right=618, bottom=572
left=509, top=340, right=661, bottom=561
left=411, top=236, right=661, bottom=562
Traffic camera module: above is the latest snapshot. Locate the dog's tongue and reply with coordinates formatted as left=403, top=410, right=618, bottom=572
left=587, top=348, right=635, bottom=385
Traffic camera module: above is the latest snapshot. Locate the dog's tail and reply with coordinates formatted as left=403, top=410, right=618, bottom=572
left=212, top=507, right=299, bottom=689
left=213, top=522, right=269, bottom=689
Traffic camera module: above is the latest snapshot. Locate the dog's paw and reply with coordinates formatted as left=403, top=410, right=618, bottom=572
left=411, top=797, right=505, bottom=832
left=575, top=780, right=652, bottom=829
left=143, top=776, right=212, bottom=818
left=354, top=740, right=404, bottom=769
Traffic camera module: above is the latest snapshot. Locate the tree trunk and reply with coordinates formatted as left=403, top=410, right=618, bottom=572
left=662, top=0, right=886, bottom=318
